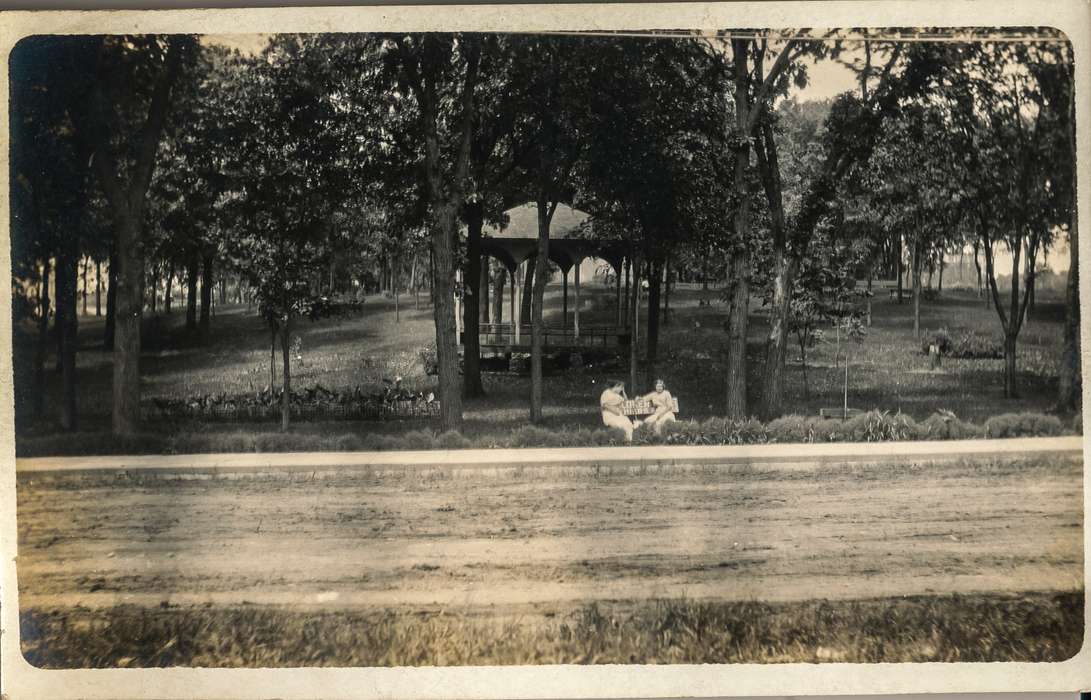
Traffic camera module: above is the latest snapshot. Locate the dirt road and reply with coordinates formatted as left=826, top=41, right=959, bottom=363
left=16, top=452, right=1083, bottom=616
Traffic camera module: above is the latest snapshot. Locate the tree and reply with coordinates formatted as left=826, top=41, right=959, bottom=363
left=82, top=35, right=192, bottom=435
left=579, top=36, right=730, bottom=386
left=499, top=36, right=591, bottom=422
left=944, top=38, right=1073, bottom=398
left=718, top=32, right=810, bottom=418
left=218, top=37, right=349, bottom=430
left=755, top=32, right=910, bottom=419
left=376, top=34, right=484, bottom=431
left=857, top=104, right=963, bottom=338
left=10, top=36, right=92, bottom=429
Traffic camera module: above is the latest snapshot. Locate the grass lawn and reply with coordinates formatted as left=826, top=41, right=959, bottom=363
left=13, top=279, right=1071, bottom=450
left=20, top=591, right=1083, bottom=666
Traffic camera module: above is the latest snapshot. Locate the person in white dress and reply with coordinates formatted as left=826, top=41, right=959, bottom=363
left=599, top=380, right=634, bottom=442
left=641, top=378, right=676, bottom=433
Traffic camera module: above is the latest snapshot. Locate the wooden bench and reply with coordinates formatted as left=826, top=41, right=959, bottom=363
left=621, top=397, right=680, bottom=417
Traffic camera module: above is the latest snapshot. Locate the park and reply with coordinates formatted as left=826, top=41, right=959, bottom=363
left=8, top=27, right=1084, bottom=668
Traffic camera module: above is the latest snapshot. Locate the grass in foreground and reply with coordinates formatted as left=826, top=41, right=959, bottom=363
left=21, top=591, right=1083, bottom=667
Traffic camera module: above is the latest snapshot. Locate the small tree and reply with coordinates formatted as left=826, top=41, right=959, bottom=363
left=836, top=314, right=867, bottom=418
left=217, top=38, right=348, bottom=430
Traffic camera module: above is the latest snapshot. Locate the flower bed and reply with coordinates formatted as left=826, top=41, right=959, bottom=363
left=146, top=385, right=439, bottom=423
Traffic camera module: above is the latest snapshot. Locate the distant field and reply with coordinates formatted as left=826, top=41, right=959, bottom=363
left=13, top=283, right=1070, bottom=446
left=17, top=450, right=1083, bottom=666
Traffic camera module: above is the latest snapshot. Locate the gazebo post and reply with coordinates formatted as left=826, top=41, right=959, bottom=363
left=509, top=265, right=516, bottom=343
left=562, top=269, right=569, bottom=330
left=574, top=261, right=581, bottom=340
left=513, top=263, right=521, bottom=345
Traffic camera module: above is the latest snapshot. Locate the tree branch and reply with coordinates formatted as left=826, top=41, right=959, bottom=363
left=745, top=34, right=803, bottom=133
left=129, top=36, right=185, bottom=215
left=452, top=36, right=482, bottom=189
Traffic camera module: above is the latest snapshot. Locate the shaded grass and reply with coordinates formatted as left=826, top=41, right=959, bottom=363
left=20, top=591, right=1083, bottom=667
left=14, top=286, right=1074, bottom=450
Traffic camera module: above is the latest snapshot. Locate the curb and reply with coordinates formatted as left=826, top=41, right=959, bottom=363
left=14, top=436, right=1084, bottom=474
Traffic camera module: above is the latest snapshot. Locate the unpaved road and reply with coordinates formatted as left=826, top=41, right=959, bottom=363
left=16, top=452, right=1083, bottom=616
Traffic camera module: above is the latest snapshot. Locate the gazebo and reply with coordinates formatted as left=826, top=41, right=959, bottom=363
left=459, top=203, right=635, bottom=352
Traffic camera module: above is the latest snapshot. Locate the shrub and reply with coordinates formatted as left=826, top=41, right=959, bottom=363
left=1073, top=413, right=1083, bottom=435
left=949, top=331, right=1004, bottom=360
left=916, top=411, right=984, bottom=440
left=333, top=434, right=365, bottom=451
left=766, top=415, right=836, bottom=443
left=418, top=343, right=439, bottom=376
left=983, top=413, right=1064, bottom=439
left=841, top=410, right=918, bottom=442
left=508, top=425, right=553, bottom=448
left=920, top=328, right=953, bottom=356
left=662, top=417, right=769, bottom=445
left=433, top=430, right=471, bottom=450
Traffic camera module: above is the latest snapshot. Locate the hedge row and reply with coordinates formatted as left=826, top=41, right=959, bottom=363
left=17, top=410, right=1076, bottom=457
left=631, top=410, right=1072, bottom=446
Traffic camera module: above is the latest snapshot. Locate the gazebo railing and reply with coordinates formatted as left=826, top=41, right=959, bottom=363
left=469, top=323, right=630, bottom=349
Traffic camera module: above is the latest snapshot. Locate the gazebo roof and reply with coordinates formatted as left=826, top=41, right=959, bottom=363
left=480, top=203, right=630, bottom=273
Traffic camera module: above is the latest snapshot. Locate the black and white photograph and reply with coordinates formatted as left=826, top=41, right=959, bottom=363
left=1, top=2, right=1088, bottom=696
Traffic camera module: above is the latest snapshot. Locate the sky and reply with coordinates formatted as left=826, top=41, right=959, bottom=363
left=203, top=33, right=862, bottom=103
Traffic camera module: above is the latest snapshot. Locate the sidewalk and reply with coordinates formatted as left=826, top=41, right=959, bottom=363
left=14, top=436, right=1083, bottom=474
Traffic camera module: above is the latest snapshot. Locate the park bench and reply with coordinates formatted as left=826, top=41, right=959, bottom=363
left=621, top=397, right=680, bottom=417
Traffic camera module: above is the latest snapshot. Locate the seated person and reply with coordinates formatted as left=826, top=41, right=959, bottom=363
left=599, top=379, right=634, bottom=442
left=641, top=378, right=677, bottom=433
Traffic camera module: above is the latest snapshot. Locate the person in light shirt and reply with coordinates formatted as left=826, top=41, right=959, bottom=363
left=599, top=379, right=634, bottom=442
left=641, top=378, right=676, bottom=434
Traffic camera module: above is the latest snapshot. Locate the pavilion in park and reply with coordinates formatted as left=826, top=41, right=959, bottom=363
left=457, top=202, right=637, bottom=353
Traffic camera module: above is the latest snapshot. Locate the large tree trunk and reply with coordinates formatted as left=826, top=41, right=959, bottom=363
left=726, top=253, right=750, bottom=418
left=280, top=316, right=292, bottom=431
left=520, top=257, right=535, bottom=324
left=480, top=257, right=490, bottom=324
left=199, top=251, right=213, bottom=342
left=57, top=238, right=80, bottom=430
left=34, top=259, right=51, bottom=418
left=87, top=36, right=182, bottom=437
left=462, top=203, right=485, bottom=399
left=761, top=256, right=798, bottom=419
left=1003, top=332, right=1018, bottom=399
left=185, top=251, right=199, bottom=332
left=149, top=264, right=159, bottom=314
left=725, top=38, right=753, bottom=419
left=104, top=252, right=117, bottom=350
left=112, top=214, right=144, bottom=435
left=530, top=200, right=554, bottom=423
left=430, top=205, right=464, bottom=431
left=755, top=119, right=794, bottom=419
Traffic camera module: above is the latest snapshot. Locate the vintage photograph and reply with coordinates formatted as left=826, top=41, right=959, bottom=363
left=6, top=19, right=1084, bottom=674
